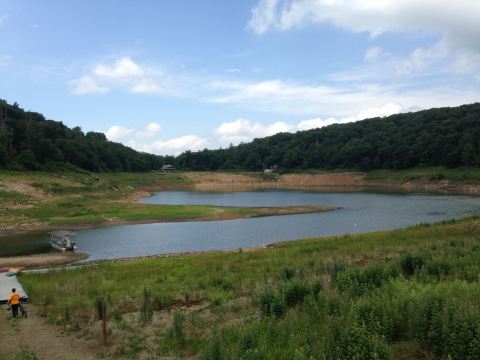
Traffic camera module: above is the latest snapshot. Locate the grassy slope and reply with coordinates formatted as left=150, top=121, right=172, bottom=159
left=0, top=171, right=333, bottom=232
left=365, top=166, right=480, bottom=183
left=19, top=217, right=480, bottom=359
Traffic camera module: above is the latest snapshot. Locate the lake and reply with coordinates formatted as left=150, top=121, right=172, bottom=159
left=2, top=190, right=480, bottom=260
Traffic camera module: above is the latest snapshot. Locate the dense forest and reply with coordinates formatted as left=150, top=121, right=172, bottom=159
left=0, top=100, right=164, bottom=171
left=176, top=103, right=480, bottom=171
left=1, top=99, right=480, bottom=172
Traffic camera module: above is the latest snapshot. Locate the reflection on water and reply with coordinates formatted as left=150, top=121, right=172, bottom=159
left=2, top=190, right=480, bottom=260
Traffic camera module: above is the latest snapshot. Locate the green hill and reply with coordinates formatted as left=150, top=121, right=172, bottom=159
left=175, top=103, right=480, bottom=171
left=0, top=100, right=164, bottom=172
left=2, top=100, right=480, bottom=173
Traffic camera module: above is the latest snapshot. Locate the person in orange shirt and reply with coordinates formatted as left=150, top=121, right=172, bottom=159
left=7, top=288, right=21, bottom=319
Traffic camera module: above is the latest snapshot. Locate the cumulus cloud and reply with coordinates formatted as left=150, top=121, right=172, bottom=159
left=69, top=76, right=109, bottom=95
left=94, top=57, right=145, bottom=78
left=214, top=102, right=406, bottom=144
left=105, top=121, right=205, bottom=155
left=248, top=0, right=480, bottom=80
left=214, top=118, right=294, bottom=143
left=248, top=0, right=480, bottom=46
left=136, top=122, right=161, bottom=138
left=129, top=135, right=208, bottom=156
left=70, top=57, right=162, bottom=95
left=106, top=125, right=134, bottom=141
left=107, top=122, right=163, bottom=141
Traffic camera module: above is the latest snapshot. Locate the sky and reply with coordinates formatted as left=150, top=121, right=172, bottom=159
left=1, top=0, right=479, bottom=155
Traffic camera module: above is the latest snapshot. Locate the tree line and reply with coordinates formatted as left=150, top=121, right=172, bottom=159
left=1, top=99, right=480, bottom=172
left=175, top=103, right=480, bottom=171
left=0, top=100, right=164, bottom=171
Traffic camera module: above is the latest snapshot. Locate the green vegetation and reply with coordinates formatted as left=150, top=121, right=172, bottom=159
left=366, top=166, right=480, bottom=183
left=174, top=103, right=480, bottom=171
left=20, top=217, right=480, bottom=359
left=0, top=171, right=332, bottom=232
left=0, top=100, right=167, bottom=172
left=3, top=99, right=480, bottom=174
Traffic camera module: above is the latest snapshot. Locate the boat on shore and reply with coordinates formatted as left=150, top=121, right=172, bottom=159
left=50, top=231, right=77, bottom=252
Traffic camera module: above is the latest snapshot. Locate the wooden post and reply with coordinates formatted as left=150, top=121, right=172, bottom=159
left=97, top=298, right=108, bottom=347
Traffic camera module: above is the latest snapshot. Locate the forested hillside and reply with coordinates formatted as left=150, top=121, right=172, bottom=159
left=2, top=100, right=480, bottom=172
left=0, top=100, right=164, bottom=171
left=176, top=103, right=480, bottom=171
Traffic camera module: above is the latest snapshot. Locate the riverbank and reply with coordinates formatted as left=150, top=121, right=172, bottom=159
left=0, top=170, right=338, bottom=235
left=1, top=168, right=480, bottom=236
left=13, top=216, right=480, bottom=359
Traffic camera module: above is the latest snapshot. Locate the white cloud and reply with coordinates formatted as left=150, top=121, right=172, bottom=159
left=208, top=79, right=479, bottom=118
left=297, top=117, right=354, bottom=131
left=130, top=135, right=208, bottom=156
left=215, top=102, right=405, bottom=144
left=136, top=122, right=161, bottom=138
left=249, top=0, right=480, bottom=48
left=70, top=57, right=166, bottom=95
left=94, top=57, right=145, bottom=78
left=130, top=78, right=162, bottom=93
left=249, top=0, right=480, bottom=80
left=106, top=125, right=134, bottom=141
left=214, top=118, right=294, bottom=143
left=356, top=102, right=404, bottom=120
left=69, top=76, right=109, bottom=95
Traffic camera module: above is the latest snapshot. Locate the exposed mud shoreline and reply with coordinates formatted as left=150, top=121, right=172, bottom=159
left=179, top=171, right=480, bottom=195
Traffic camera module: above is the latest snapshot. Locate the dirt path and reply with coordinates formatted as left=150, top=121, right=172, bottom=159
left=0, top=305, right=98, bottom=360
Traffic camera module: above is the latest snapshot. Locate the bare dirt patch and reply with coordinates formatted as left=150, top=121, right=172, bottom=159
left=184, top=171, right=367, bottom=192
left=0, top=180, right=45, bottom=200
left=0, top=252, right=87, bottom=269
left=0, top=305, right=99, bottom=360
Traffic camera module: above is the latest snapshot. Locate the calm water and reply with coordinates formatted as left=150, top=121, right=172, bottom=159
left=2, top=191, right=480, bottom=260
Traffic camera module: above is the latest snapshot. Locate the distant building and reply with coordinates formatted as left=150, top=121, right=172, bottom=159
left=161, top=164, right=177, bottom=173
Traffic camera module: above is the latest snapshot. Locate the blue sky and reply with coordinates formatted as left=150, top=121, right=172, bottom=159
left=1, top=0, right=479, bottom=155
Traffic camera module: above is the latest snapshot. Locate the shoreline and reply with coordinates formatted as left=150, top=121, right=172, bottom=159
left=0, top=204, right=336, bottom=237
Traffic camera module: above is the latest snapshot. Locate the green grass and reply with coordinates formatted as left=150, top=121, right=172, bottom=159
left=19, top=217, right=480, bottom=359
left=0, top=171, right=330, bottom=230
left=366, top=166, right=480, bottom=183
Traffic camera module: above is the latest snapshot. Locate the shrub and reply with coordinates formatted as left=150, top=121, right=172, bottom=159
left=334, top=264, right=396, bottom=296
left=399, top=253, right=426, bottom=277
left=284, top=282, right=309, bottom=308
left=326, top=321, right=389, bottom=360
left=279, top=267, right=296, bottom=280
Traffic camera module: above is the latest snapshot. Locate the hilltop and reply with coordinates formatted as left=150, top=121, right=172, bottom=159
left=2, top=100, right=480, bottom=173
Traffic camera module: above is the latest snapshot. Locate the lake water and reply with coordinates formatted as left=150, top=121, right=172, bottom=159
left=2, top=190, right=480, bottom=260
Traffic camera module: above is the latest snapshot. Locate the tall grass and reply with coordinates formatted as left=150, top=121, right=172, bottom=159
left=20, top=217, right=480, bottom=358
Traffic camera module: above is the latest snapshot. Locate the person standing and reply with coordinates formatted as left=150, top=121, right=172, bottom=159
left=7, top=288, right=21, bottom=319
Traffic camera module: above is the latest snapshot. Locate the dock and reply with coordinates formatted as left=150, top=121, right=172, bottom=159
left=0, top=272, right=28, bottom=305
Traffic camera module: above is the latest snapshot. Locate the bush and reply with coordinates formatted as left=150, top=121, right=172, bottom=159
left=399, top=253, right=426, bottom=277
left=334, top=264, right=397, bottom=296
left=326, top=321, right=389, bottom=360
left=284, top=282, right=309, bottom=308
left=279, top=267, right=296, bottom=280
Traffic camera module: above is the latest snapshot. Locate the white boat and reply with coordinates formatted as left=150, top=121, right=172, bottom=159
left=50, top=231, right=77, bottom=251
